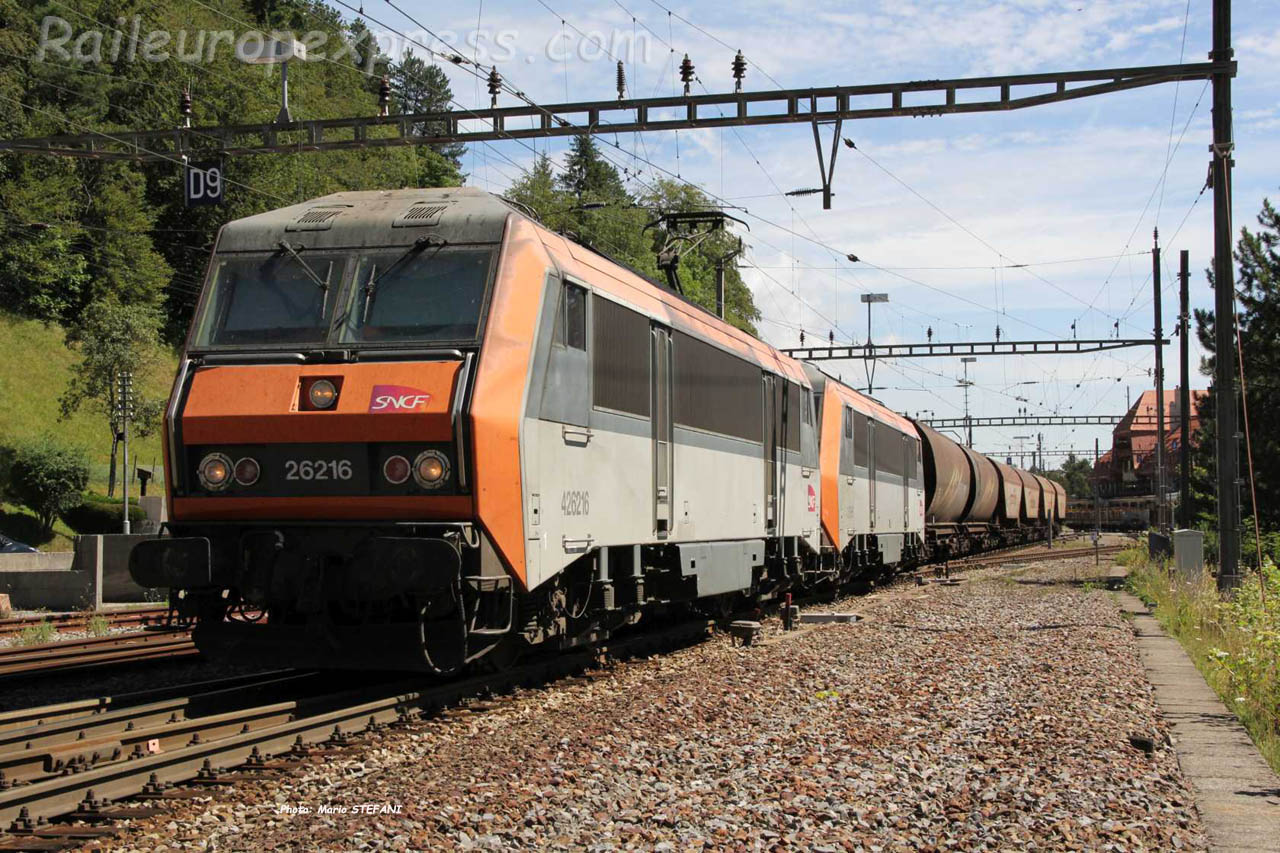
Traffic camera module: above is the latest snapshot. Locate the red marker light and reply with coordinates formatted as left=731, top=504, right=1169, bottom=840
left=383, top=455, right=411, bottom=485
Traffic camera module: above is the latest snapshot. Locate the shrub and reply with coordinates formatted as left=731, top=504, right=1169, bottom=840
left=7, top=438, right=89, bottom=532
left=62, top=494, right=147, bottom=535
left=1129, top=557, right=1280, bottom=772
left=17, top=621, right=57, bottom=646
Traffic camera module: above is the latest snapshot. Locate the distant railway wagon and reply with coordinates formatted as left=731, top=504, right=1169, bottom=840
left=130, top=188, right=1059, bottom=673
left=1065, top=495, right=1155, bottom=531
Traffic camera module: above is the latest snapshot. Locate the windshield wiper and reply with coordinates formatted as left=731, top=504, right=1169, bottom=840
left=361, top=235, right=448, bottom=323
left=277, top=240, right=333, bottom=314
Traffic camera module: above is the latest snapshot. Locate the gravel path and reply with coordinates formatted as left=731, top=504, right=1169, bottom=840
left=89, top=557, right=1206, bottom=851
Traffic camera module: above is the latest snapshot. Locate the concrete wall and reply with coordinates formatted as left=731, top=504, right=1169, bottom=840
left=0, top=551, right=74, bottom=571
left=94, top=534, right=153, bottom=603
left=0, top=551, right=97, bottom=611
left=0, top=533, right=156, bottom=610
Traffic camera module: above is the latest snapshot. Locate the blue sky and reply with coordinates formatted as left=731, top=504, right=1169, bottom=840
left=353, top=0, right=1277, bottom=462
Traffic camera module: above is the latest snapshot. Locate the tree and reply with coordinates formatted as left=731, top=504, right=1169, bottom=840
left=1192, top=194, right=1280, bottom=532
left=390, top=51, right=466, bottom=174
left=558, top=134, right=628, bottom=203
left=0, top=162, right=88, bottom=321
left=504, top=150, right=762, bottom=334
left=1047, top=454, right=1093, bottom=498
left=58, top=299, right=165, bottom=498
left=8, top=437, right=88, bottom=532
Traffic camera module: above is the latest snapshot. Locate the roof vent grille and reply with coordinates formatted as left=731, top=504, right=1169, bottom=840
left=393, top=202, right=449, bottom=228
left=285, top=205, right=351, bottom=231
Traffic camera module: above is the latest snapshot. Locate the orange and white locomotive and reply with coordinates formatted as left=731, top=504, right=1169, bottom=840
left=130, top=187, right=1056, bottom=672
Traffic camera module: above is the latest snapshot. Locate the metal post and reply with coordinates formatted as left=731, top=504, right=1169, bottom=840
left=860, top=293, right=888, bottom=394
left=960, top=356, right=976, bottom=447
left=119, top=371, right=132, bottom=535
left=1211, top=0, right=1239, bottom=589
left=715, top=259, right=725, bottom=319
left=1095, top=437, right=1101, bottom=566
left=1153, top=233, right=1167, bottom=532
left=277, top=60, right=292, bottom=124
left=1179, top=249, right=1192, bottom=529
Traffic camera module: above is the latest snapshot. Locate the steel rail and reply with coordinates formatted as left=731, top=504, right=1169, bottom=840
left=0, top=620, right=713, bottom=829
left=0, top=632, right=196, bottom=683
left=0, top=608, right=171, bottom=640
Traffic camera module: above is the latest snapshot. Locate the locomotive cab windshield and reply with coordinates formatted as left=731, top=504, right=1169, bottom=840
left=190, top=244, right=498, bottom=352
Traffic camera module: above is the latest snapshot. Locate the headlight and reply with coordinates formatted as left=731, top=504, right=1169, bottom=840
left=412, top=450, right=450, bottom=488
left=234, top=457, right=260, bottom=486
left=308, top=379, right=338, bottom=410
left=198, top=453, right=233, bottom=491
left=383, top=454, right=411, bottom=485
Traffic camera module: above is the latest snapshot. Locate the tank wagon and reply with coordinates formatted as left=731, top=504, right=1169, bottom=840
left=130, top=187, right=1058, bottom=673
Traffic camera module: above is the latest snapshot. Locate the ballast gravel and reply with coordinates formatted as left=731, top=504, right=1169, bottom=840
left=92, top=556, right=1206, bottom=851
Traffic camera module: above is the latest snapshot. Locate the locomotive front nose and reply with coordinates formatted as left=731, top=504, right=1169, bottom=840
left=169, top=359, right=471, bottom=521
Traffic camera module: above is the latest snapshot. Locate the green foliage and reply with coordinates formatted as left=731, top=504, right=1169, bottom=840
left=17, top=621, right=57, bottom=647
left=0, top=0, right=465, bottom=342
left=59, top=297, right=166, bottom=496
left=1128, top=558, right=1280, bottom=773
left=7, top=436, right=89, bottom=531
left=1046, top=454, right=1093, bottom=498
left=62, top=494, right=147, bottom=534
left=504, top=140, right=762, bottom=334
left=1192, top=194, right=1280, bottom=530
left=0, top=313, right=170, bottom=493
left=86, top=615, right=110, bottom=637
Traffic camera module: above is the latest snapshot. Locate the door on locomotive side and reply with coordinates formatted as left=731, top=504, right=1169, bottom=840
left=762, top=374, right=779, bottom=535
left=651, top=324, right=673, bottom=537
left=867, top=418, right=877, bottom=530
left=902, top=432, right=911, bottom=529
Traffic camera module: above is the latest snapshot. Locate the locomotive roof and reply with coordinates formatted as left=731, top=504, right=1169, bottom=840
left=801, top=362, right=917, bottom=435
left=213, top=187, right=518, bottom=252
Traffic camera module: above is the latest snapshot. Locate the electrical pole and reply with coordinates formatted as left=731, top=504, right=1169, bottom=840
left=1152, top=230, right=1167, bottom=532
left=116, top=371, right=134, bottom=535
left=960, top=356, right=977, bottom=446
left=1179, top=249, right=1191, bottom=529
left=1211, top=0, right=1239, bottom=590
left=1037, top=432, right=1044, bottom=473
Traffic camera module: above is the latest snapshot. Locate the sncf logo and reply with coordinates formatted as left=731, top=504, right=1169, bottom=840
left=369, top=385, right=432, bottom=413
left=807, top=484, right=818, bottom=513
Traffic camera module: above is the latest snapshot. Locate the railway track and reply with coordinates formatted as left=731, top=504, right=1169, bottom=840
left=939, top=542, right=1125, bottom=573
left=0, top=630, right=196, bottom=684
left=0, top=608, right=171, bottom=640
left=0, top=618, right=713, bottom=845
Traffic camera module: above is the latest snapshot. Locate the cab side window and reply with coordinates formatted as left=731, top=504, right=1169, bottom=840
left=556, top=282, right=587, bottom=350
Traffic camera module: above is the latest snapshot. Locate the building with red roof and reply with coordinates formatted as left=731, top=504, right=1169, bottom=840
left=1092, top=388, right=1207, bottom=497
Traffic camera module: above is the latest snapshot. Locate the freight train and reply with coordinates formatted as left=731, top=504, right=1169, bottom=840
left=130, top=188, right=1064, bottom=673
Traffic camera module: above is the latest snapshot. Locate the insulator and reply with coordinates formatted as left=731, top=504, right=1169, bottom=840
left=178, top=87, right=191, bottom=128
left=799, top=329, right=805, bottom=346
left=377, top=76, right=391, bottom=117
left=679, top=54, right=694, bottom=96
left=732, top=50, right=746, bottom=92
left=616, top=60, right=626, bottom=101
left=828, top=330, right=834, bottom=345
left=487, top=66, right=502, bottom=108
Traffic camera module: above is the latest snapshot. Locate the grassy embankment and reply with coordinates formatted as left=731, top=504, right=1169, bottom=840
left=0, top=312, right=176, bottom=550
left=1124, top=545, right=1280, bottom=773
